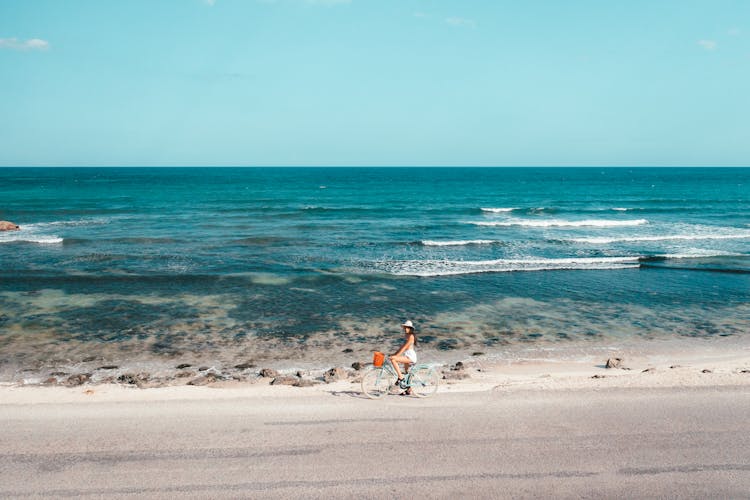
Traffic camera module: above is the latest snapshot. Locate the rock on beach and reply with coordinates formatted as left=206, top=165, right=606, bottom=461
left=64, top=373, right=91, bottom=386
left=259, top=368, right=280, bottom=378
left=0, top=221, right=20, bottom=231
left=323, top=367, right=348, bottom=383
left=187, top=373, right=221, bottom=386
left=118, top=373, right=150, bottom=387
left=605, top=358, right=624, bottom=369
left=270, top=376, right=299, bottom=386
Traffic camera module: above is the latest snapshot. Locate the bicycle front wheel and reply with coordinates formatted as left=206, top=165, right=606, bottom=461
left=361, top=366, right=396, bottom=399
left=409, top=366, right=440, bottom=398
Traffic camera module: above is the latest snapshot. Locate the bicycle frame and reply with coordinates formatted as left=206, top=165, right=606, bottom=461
left=379, top=358, right=433, bottom=388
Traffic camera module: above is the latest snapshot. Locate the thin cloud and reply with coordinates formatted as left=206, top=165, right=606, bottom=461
left=204, top=0, right=217, bottom=6
left=728, top=27, right=741, bottom=36
left=445, top=17, right=476, bottom=28
left=0, top=37, right=50, bottom=51
left=413, top=12, right=428, bottom=18
left=697, top=39, right=718, bottom=50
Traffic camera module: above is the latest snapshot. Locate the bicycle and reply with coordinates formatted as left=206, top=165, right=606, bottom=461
left=361, top=352, right=440, bottom=399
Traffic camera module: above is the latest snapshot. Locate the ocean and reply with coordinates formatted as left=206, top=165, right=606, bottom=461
left=1, top=167, right=748, bottom=381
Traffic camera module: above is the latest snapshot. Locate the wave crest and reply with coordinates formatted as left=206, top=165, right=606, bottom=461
left=481, top=207, right=516, bottom=213
left=373, top=256, right=640, bottom=276
left=471, top=219, right=649, bottom=228
left=571, top=232, right=750, bottom=244
left=421, top=240, right=499, bottom=247
left=0, top=235, right=63, bottom=245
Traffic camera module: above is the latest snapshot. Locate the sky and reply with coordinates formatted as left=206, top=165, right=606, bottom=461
left=0, top=0, right=748, bottom=166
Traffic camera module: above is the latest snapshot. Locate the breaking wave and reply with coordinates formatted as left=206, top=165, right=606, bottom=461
left=421, top=239, right=500, bottom=246
left=471, top=218, right=649, bottom=228
left=0, top=235, right=64, bottom=245
left=570, top=232, right=750, bottom=244
left=481, top=207, right=517, bottom=213
left=372, top=256, right=641, bottom=277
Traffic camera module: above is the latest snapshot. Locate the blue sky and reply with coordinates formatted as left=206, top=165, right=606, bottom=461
left=0, top=0, right=748, bottom=166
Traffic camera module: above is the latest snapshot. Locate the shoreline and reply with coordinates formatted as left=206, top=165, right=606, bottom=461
left=3, top=335, right=749, bottom=405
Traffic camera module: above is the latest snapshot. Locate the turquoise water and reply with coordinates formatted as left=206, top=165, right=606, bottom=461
left=1, top=167, right=749, bottom=377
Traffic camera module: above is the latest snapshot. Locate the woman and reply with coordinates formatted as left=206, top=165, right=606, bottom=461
left=389, top=320, right=418, bottom=395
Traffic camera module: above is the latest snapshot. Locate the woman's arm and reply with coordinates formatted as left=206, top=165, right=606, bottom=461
left=393, top=334, right=414, bottom=356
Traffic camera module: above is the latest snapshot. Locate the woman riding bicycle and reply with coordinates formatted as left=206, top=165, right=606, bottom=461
left=389, top=320, right=417, bottom=395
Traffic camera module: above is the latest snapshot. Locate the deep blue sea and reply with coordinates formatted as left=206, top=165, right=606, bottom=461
left=1, top=167, right=749, bottom=379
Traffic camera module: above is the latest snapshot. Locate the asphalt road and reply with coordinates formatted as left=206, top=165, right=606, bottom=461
left=1, top=386, right=749, bottom=499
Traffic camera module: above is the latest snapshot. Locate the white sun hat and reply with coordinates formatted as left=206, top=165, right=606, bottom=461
left=401, top=320, right=414, bottom=328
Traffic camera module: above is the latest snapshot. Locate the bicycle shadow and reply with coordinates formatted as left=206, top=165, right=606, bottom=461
left=327, top=390, right=370, bottom=399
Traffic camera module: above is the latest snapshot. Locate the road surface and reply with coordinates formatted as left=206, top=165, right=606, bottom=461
left=1, top=386, right=749, bottom=498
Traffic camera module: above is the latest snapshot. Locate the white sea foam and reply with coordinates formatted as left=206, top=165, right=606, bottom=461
left=471, top=218, right=649, bottom=228
left=375, top=256, right=640, bottom=277
left=656, top=250, right=742, bottom=260
left=481, top=207, right=516, bottom=213
left=0, top=234, right=63, bottom=245
left=0, top=223, right=64, bottom=245
left=571, top=233, right=750, bottom=244
left=26, top=217, right=112, bottom=228
left=611, top=207, right=629, bottom=211
left=0, top=217, right=115, bottom=245
left=421, top=239, right=498, bottom=246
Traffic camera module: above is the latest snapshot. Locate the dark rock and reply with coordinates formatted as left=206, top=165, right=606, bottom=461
left=117, top=373, right=150, bottom=386
left=198, top=366, right=209, bottom=371
left=701, top=369, right=713, bottom=374
left=0, top=220, right=20, bottom=231
left=642, top=368, right=656, bottom=373
left=591, top=374, right=606, bottom=379
left=351, top=361, right=363, bottom=371
left=176, top=363, right=192, bottom=369
left=50, top=371, right=68, bottom=376
left=98, top=365, right=118, bottom=370
left=442, top=370, right=470, bottom=380
left=342, top=348, right=354, bottom=353
left=271, top=376, right=299, bottom=386
left=259, top=368, right=280, bottom=378
left=670, top=365, right=681, bottom=369
left=293, top=379, right=316, bottom=387
left=234, top=362, right=255, bottom=370
left=82, top=356, right=97, bottom=363
left=605, top=358, right=623, bottom=369
left=472, top=352, right=485, bottom=356
left=740, top=370, right=750, bottom=374
left=323, top=367, right=348, bottom=383
left=64, top=373, right=91, bottom=386
left=295, top=370, right=305, bottom=378
left=188, top=373, right=219, bottom=386
left=437, top=339, right=459, bottom=351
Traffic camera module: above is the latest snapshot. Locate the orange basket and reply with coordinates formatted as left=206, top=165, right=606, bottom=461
left=372, top=351, right=385, bottom=367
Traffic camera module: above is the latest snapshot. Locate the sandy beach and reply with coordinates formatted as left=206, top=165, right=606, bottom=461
left=2, top=341, right=749, bottom=498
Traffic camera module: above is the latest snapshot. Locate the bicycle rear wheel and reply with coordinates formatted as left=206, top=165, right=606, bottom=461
left=361, top=366, right=396, bottom=399
left=409, top=366, right=439, bottom=398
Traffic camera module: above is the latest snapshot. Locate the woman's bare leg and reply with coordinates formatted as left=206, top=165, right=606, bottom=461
left=389, top=355, right=412, bottom=380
